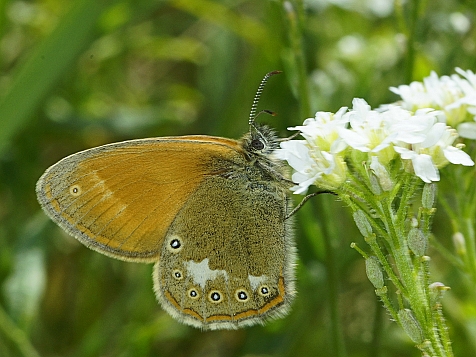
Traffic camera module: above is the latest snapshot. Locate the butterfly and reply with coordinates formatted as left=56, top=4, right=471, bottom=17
left=36, top=71, right=298, bottom=330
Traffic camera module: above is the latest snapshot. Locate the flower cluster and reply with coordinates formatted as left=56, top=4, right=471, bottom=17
left=275, top=94, right=474, bottom=194
left=275, top=68, right=476, bottom=357
left=390, top=68, right=476, bottom=139
left=275, top=109, right=348, bottom=193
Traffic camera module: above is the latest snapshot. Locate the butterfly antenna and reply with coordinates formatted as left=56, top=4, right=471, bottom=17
left=249, top=70, right=282, bottom=132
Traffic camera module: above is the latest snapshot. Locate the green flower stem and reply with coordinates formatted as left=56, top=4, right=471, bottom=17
left=381, top=201, right=447, bottom=356
left=366, top=234, right=406, bottom=294
left=281, top=0, right=311, bottom=118
left=418, top=206, right=434, bottom=235
left=438, top=185, right=476, bottom=284
left=436, top=193, right=458, bottom=224
left=370, top=299, right=384, bottom=357
left=434, top=301, right=452, bottom=354
left=379, top=196, right=429, bottom=313
left=317, top=197, right=348, bottom=357
left=343, top=195, right=406, bottom=293
left=379, top=199, right=402, bottom=249
left=394, top=0, right=425, bottom=83
left=0, top=303, right=40, bottom=357
left=461, top=217, right=476, bottom=284
left=341, top=175, right=454, bottom=356
left=346, top=176, right=381, bottom=209
left=376, top=287, right=399, bottom=321
left=395, top=174, right=417, bottom=225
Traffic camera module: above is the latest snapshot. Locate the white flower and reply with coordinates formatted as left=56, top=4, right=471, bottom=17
left=452, top=68, right=476, bottom=106
left=339, top=100, right=440, bottom=165
left=390, top=80, right=434, bottom=110
left=275, top=140, right=346, bottom=194
left=394, top=123, right=474, bottom=182
left=288, top=107, right=349, bottom=153
left=338, top=99, right=398, bottom=164
left=390, top=108, right=440, bottom=144
left=452, top=68, right=476, bottom=139
left=456, top=122, right=476, bottom=140
left=393, top=148, right=439, bottom=183
left=390, top=68, right=476, bottom=137
left=275, top=110, right=349, bottom=193
left=275, top=141, right=317, bottom=194
left=425, top=124, right=474, bottom=167
left=277, top=77, right=476, bottom=192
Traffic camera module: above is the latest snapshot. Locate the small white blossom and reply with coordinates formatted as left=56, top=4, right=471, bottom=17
left=339, top=100, right=443, bottom=165
left=394, top=148, right=440, bottom=183
left=288, top=107, right=349, bottom=153
left=456, top=122, right=476, bottom=139
left=369, top=156, right=393, bottom=191
left=390, top=108, right=441, bottom=144
left=390, top=68, right=476, bottom=138
left=275, top=140, right=346, bottom=194
left=275, top=109, right=349, bottom=193
left=453, top=68, right=476, bottom=106
left=275, top=140, right=320, bottom=194
left=339, top=99, right=396, bottom=159
left=392, top=122, right=473, bottom=182
left=277, top=95, right=474, bottom=191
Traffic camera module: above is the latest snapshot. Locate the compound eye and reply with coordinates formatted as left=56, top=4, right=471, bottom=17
left=251, top=138, right=265, bottom=151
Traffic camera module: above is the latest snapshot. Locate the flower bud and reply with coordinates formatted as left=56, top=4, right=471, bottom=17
left=452, top=232, right=466, bottom=255
left=398, top=309, right=424, bottom=344
left=429, top=282, right=450, bottom=306
left=422, top=183, right=437, bottom=209
left=365, top=256, right=384, bottom=289
left=369, top=172, right=382, bottom=195
left=370, top=156, right=394, bottom=191
left=353, top=210, right=373, bottom=237
left=408, top=228, right=428, bottom=256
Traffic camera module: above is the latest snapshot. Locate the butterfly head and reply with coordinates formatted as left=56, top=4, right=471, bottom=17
left=243, top=70, right=283, bottom=158
left=241, top=123, right=280, bottom=157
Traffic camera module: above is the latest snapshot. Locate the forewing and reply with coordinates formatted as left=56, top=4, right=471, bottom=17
left=36, top=137, right=243, bottom=262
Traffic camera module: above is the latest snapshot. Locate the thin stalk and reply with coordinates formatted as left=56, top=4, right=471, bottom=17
left=341, top=194, right=387, bottom=238
left=343, top=195, right=406, bottom=293
left=366, top=235, right=406, bottom=294
left=0, top=304, right=41, bottom=357
left=369, top=300, right=384, bottom=357
left=437, top=193, right=459, bottom=229
left=405, top=0, right=421, bottom=83
left=384, top=195, right=450, bottom=356
left=395, top=174, right=418, bottom=226
left=282, top=0, right=311, bottom=118
left=313, top=197, right=348, bottom=357
left=378, top=290, right=399, bottom=321
left=462, top=217, right=476, bottom=284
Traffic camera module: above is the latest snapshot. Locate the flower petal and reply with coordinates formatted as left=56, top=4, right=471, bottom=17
left=412, top=154, right=440, bottom=182
left=443, top=146, right=475, bottom=166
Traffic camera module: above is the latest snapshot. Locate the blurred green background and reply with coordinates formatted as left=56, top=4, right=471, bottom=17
left=1, top=0, right=475, bottom=356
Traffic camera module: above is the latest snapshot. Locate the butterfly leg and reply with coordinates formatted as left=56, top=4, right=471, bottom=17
left=285, top=190, right=335, bottom=219
left=277, top=131, right=301, bottom=141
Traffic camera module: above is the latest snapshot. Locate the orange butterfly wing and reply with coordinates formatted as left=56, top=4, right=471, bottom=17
left=36, top=136, right=244, bottom=263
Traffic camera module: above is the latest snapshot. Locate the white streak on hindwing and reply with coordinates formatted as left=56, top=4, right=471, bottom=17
left=248, top=274, right=268, bottom=291
left=184, top=258, right=229, bottom=289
